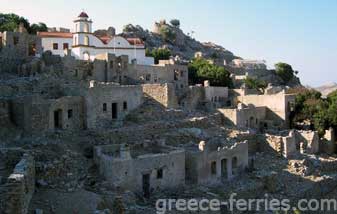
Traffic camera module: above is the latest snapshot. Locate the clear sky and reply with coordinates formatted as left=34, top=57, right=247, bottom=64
left=1, top=0, right=336, bottom=86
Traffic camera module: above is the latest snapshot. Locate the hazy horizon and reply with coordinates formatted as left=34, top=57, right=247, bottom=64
left=1, top=0, right=336, bottom=87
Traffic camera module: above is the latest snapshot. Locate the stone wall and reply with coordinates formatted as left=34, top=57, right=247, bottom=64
left=94, top=144, right=185, bottom=195
left=218, top=106, right=267, bottom=129
left=321, top=128, right=336, bottom=154
left=179, top=86, right=205, bottom=110
left=142, top=83, right=177, bottom=108
left=264, top=130, right=320, bottom=158
left=204, top=85, right=229, bottom=108
left=0, top=31, right=42, bottom=73
left=237, top=92, right=295, bottom=128
left=185, top=141, right=249, bottom=185
left=0, top=154, right=35, bottom=214
left=84, top=81, right=143, bottom=129
left=11, top=95, right=84, bottom=134
left=127, top=63, right=188, bottom=93
left=295, top=130, right=320, bottom=154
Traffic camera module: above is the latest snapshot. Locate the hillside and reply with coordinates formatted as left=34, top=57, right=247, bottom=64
left=117, top=21, right=240, bottom=63
left=315, top=82, right=337, bottom=97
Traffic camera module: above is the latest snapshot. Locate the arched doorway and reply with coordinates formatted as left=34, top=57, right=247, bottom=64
left=221, top=159, right=228, bottom=179
left=54, top=109, right=63, bottom=129
left=249, top=116, right=255, bottom=128
left=232, top=157, right=238, bottom=176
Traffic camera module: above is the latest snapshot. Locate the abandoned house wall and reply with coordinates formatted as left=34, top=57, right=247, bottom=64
left=11, top=95, right=84, bottom=133
left=93, top=53, right=129, bottom=83
left=94, top=144, right=185, bottom=195
left=179, top=86, right=205, bottom=110
left=237, top=92, right=295, bottom=128
left=47, top=96, right=85, bottom=130
left=142, top=83, right=177, bottom=108
left=282, top=131, right=297, bottom=158
left=185, top=141, right=248, bottom=185
left=204, top=84, right=229, bottom=108
left=0, top=31, right=42, bottom=73
left=264, top=130, right=319, bottom=158
left=321, top=128, right=336, bottom=154
left=295, top=130, right=320, bottom=154
left=84, top=81, right=143, bottom=129
left=0, top=154, right=35, bottom=214
left=127, top=63, right=188, bottom=92
left=218, top=106, right=267, bottom=129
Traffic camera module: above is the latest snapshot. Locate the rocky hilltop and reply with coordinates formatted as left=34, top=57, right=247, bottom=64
left=95, top=20, right=240, bottom=63
left=315, top=82, right=337, bottom=97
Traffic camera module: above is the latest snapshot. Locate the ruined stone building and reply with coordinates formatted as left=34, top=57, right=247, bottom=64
left=84, top=81, right=143, bottom=129
left=94, top=143, right=185, bottom=198
left=10, top=95, right=84, bottom=134
left=185, top=141, right=248, bottom=185
left=0, top=151, right=35, bottom=214
left=94, top=140, right=249, bottom=198
left=265, top=130, right=320, bottom=158
left=0, top=26, right=42, bottom=73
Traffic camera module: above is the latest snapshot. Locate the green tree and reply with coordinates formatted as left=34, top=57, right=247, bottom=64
left=244, top=77, right=267, bottom=93
left=170, top=19, right=180, bottom=28
left=188, top=58, right=233, bottom=87
left=0, top=13, right=30, bottom=32
left=275, top=62, right=296, bottom=84
left=291, top=87, right=337, bottom=136
left=146, top=48, right=171, bottom=64
left=0, top=13, right=48, bottom=34
left=327, top=90, right=337, bottom=104
left=159, top=25, right=176, bottom=42
left=29, top=22, right=48, bottom=34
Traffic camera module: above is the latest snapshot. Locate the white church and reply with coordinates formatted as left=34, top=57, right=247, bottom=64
left=38, top=12, right=154, bottom=65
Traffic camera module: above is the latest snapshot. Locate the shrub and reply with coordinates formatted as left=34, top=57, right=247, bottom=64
left=188, top=58, right=233, bottom=87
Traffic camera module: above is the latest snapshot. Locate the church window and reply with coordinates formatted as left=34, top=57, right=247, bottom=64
left=84, top=36, right=89, bottom=46
left=84, top=23, right=89, bottom=32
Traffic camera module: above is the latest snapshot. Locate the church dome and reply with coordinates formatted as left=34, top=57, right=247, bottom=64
left=78, top=11, right=89, bottom=18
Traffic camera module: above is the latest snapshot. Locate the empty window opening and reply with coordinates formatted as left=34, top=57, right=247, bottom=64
left=103, top=103, right=107, bottom=112
left=123, top=101, right=128, bottom=111
left=157, top=169, right=163, bottom=179
left=63, top=43, right=69, bottom=50
left=67, top=109, right=73, bottom=119
left=53, top=43, right=58, bottom=50
left=13, top=36, right=19, bottom=45
left=211, top=161, right=217, bottom=175
left=54, top=109, right=63, bottom=129
left=142, top=174, right=150, bottom=198
left=174, top=70, right=179, bottom=80
left=145, top=74, right=151, bottom=81
left=221, top=159, right=227, bottom=178
left=28, top=43, right=36, bottom=56
left=111, top=103, right=118, bottom=119
left=232, top=157, right=238, bottom=176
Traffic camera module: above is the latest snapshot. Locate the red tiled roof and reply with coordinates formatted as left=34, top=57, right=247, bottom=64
left=37, top=32, right=72, bottom=38
left=37, top=32, right=144, bottom=46
left=99, top=36, right=112, bottom=44
left=78, top=12, right=89, bottom=18
left=126, top=38, right=144, bottom=46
